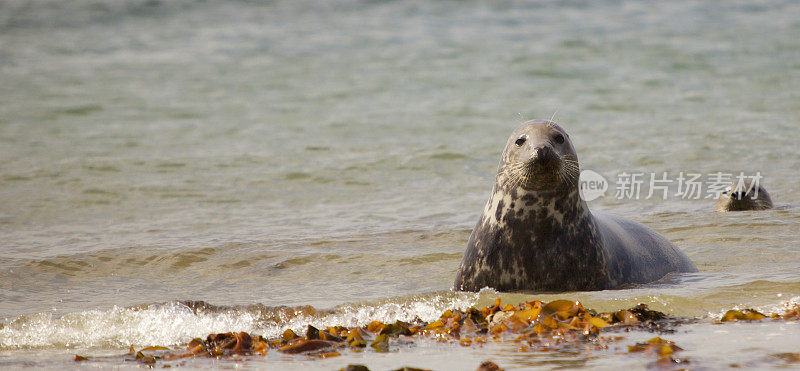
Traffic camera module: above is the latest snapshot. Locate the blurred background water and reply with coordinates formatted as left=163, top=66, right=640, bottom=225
left=1, top=0, right=799, bottom=368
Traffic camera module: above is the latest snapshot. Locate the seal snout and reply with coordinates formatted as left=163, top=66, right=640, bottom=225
left=527, top=145, right=559, bottom=169
left=532, top=145, right=556, bottom=161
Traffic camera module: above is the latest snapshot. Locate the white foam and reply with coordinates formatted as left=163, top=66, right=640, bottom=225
left=266, top=292, right=478, bottom=338
left=707, top=296, right=800, bottom=320
left=0, top=293, right=479, bottom=350
left=0, top=302, right=259, bottom=349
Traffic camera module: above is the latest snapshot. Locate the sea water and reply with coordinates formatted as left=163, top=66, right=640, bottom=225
left=1, top=0, right=799, bottom=369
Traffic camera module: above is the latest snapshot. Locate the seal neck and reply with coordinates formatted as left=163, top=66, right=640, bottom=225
left=494, top=184, right=589, bottom=226
left=475, top=183, right=607, bottom=291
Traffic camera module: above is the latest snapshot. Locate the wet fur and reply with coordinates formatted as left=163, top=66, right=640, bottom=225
left=715, top=181, right=773, bottom=212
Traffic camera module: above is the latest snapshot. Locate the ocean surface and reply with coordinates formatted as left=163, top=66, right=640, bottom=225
left=1, top=0, right=799, bottom=369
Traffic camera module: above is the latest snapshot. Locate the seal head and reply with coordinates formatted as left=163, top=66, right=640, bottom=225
left=497, top=121, right=579, bottom=192
left=454, top=120, right=697, bottom=292
left=714, top=180, right=773, bottom=212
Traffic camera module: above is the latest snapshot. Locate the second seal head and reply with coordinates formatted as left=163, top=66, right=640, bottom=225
left=714, top=179, right=773, bottom=212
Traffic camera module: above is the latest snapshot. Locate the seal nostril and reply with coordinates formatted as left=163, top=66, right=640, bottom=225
left=532, top=146, right=554, bottom=161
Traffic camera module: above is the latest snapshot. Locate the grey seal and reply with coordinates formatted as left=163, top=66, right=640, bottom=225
left=453, top=120, right=697, bottom=292
left=714, top=180, right=773, bottom=212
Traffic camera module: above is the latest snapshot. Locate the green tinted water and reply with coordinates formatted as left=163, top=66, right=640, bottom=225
left=1, top=0, right=799, bottom=369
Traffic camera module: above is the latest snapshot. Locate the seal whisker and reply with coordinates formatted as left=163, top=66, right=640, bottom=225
left=549, top=110, right=558, bottom=122
left=504, top=162, right=531, bottom=189
left=559, top=154, right=580, bottom=188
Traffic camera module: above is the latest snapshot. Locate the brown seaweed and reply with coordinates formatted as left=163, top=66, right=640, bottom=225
left=84, top=299, right=800, bottom=367
left=279, top=339, right=340, bottom=354
left=476, top=360, right=504, bottom=371
left=628, top=336, right=688, bottom=365
left=721, top=309, right=766, bottom=322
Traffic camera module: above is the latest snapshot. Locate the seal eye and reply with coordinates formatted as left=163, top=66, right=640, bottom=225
left=553, top=134, right=565, bottom=144
left=515, top=137, right=526, bottom=147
